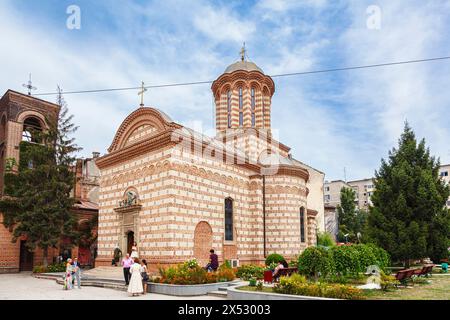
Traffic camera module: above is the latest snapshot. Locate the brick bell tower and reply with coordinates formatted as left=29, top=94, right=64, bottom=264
left=0, top=89, right=60, bottom=273
left=211, top=45, right=275, bottom=138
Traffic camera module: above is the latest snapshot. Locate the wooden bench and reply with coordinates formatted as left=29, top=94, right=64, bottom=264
left=394, top=269, right=415, bottom=286
left=273, top=267, right=298, bottom=282
left=413, top=265, right=433, bottom=277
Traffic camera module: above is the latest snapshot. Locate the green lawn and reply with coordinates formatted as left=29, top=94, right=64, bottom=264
left=363, top=275, right=450, bottom=300
left=238, top=275, right=450, bottom=300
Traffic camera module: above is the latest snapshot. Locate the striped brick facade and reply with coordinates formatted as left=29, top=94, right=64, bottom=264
left=95, top=60, right=323, bottom=268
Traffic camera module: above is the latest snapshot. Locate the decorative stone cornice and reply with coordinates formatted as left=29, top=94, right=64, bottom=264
left=211, top=70, right=275, bottom=96
left=113, top=204, right=142, bottom=213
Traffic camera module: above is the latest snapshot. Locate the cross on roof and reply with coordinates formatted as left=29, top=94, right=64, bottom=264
left=22, top=73, right=37, bottom=95
left=138, top=81, right=147, bottom=107
left=240, top=42, right=246, bottom=62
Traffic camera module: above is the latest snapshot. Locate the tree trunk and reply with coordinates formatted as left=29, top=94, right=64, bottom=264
left=43, top=247, right=48, bottom=268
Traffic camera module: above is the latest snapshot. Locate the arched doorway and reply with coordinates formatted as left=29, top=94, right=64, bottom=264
left=126, top=231, right=134, bottom=255
left=193, top=221, right=213, bottom=266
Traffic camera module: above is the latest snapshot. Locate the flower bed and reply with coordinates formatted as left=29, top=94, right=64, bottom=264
left=152, top=259, right=235, bottom=285
left=273, top=274, right=364, bottom=300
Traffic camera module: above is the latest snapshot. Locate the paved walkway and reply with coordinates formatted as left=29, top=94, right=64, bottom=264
left=0, top=273, right=224, bottom=300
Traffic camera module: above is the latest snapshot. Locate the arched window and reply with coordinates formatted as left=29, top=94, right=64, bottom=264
left=300, top=207, right=305, bottom=243
left=225, top=198, right=233, bottom=241
left=251, top=88, right=256, bottom=127
left=22, top=117, right=42, bottom=143
left=227, top=90, right=232, bottom=128
left=238, top=88, right=243, bottom=127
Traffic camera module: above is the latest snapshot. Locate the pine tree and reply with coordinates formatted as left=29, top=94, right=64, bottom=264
left=337, top=187, right=357, bottom=242
left=367, top=122, right=450, bottom=266
left=0, top=87, right=82, bottom=267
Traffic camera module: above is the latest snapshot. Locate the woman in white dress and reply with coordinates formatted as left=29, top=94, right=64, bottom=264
left=130, top=242, right=139, bottom=259
left=64, top=258, right=73, bottom=290
left=128, top=258, right=143, bottom=296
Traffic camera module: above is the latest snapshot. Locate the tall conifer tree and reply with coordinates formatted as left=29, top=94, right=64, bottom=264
left=367, top=122, right=450, bottom=266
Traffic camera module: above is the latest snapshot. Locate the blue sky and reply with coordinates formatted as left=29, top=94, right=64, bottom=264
left=1, top=0, right=450, bottom=181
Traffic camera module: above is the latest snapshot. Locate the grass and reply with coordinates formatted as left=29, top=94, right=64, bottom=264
left=363, top=275, right=450, bottom=300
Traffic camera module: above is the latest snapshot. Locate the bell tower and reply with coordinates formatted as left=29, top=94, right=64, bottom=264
left=211, top=46, right=275, bottom=137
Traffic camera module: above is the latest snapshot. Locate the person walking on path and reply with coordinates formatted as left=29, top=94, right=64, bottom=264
left=128, top=258, right=144, bottom=296
left=140, top=259, right=149, bottom=295
left=64, top=258, right=73, bottom=290
left=72, top=257, right=82, bottom=289
left=121, top=254, right=133, bottom=285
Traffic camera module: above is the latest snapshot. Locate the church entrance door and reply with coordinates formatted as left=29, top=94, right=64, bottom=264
left=19, top=240, right=34, bottom=271
left=127, top=231, right=134, bottom=255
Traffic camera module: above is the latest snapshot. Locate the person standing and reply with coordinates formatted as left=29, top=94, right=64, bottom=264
left=72, top=257, right=82, bottom=289
left=128, top=258, right=144, bottom=296
left=130, top=242, right=139, bottom=259
left=64, top=258, right=73, bottom=290
left=121, top=253, right=133, bottom=285
left=140, top=259, right=149, bottom=295
left=205, top=249, right=219, bottom=272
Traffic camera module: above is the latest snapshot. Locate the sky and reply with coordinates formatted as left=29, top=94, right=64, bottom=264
left=1, top=0, right=450, bottom=181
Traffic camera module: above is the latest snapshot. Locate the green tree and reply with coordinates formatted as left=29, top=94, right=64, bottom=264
left=367, top=122, right=450, bottom=266
left=0, top=88, right=82, bottom=267
left=336, top=187, right=368, bottom=242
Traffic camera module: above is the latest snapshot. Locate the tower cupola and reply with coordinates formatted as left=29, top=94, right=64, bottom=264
left=211, top=45, right=275, bottom=136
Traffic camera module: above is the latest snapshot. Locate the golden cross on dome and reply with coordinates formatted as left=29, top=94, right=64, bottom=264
left=240, top=42, right=246, bottom=61
left=138, top=81, right=147, bottom=107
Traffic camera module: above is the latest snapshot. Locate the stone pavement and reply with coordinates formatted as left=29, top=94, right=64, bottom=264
left=0, top=273, right=224, bottom=300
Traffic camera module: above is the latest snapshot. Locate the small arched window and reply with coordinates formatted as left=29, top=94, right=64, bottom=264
left=225, top=198, right=233, bottom=241
left=238, top=88, right=243, bottom=127
left=300, top=207, right=305, bottom=243
left=227, top=90, right=232, bottom=128
left=251, top=88, right=256, bottom=127
left=22, top=117, right=42, bottom=143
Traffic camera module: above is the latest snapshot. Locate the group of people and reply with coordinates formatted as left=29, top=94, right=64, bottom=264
left=121, top=242, right=149, bottom=296
left=63, top=257, right=82, bottom=290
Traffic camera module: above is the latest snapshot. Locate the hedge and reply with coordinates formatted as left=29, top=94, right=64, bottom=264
left=298, top=244, right=390, bottom=278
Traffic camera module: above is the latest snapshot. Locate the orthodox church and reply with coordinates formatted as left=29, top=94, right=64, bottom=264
left=95, top=52, right=325, bottom=268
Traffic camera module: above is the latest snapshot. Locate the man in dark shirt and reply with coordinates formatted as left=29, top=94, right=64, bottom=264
left=205, top=249, right=219, bottom=272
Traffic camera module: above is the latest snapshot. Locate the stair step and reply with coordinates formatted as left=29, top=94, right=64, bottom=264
left=207, top=290, right=228, bottom=298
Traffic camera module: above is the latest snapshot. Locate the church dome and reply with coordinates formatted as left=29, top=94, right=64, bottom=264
left=224, top=60, right=264, bottom=74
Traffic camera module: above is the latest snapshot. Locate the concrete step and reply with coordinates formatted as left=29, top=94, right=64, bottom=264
left=207, top=290, right=228, bottom=298
left=55, top=278, right=128, bottom=291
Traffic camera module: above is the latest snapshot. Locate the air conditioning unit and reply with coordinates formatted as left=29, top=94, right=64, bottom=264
left=230, top=259, right=240, bottom=268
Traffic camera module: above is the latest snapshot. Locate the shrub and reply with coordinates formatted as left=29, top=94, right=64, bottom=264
left=47, top=262, right=66, bottom=272
left=217, top=267, right=236, bottom=282
left=367, top=244, right=390, bottom=272
left=329, top=244, right=390, bottom=276
left=265, top=253, right=285, bottom=266
left=33, top=265, right=47, bottom=273
left=317, top=232, right=336, bottom=247
left=380, top=271, right=399, bottom=291
left=236, top=264, right=264, bottom=280
left=274, top=276, right=364, bottom=300
left=157, top=259, right=236, bottom=284
left=330, top=245, right=359, bottom=276
left=298, top=247, right=333, bottom=279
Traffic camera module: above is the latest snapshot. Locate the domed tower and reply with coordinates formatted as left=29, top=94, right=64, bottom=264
left=211, top=46, right=275, bottom=137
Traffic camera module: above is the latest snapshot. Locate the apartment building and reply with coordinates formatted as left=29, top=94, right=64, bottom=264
left=347, top=178, right=375, bottom=210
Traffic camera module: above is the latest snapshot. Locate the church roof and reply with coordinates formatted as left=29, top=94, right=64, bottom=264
left=224, top=61, right=264, bottom=74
